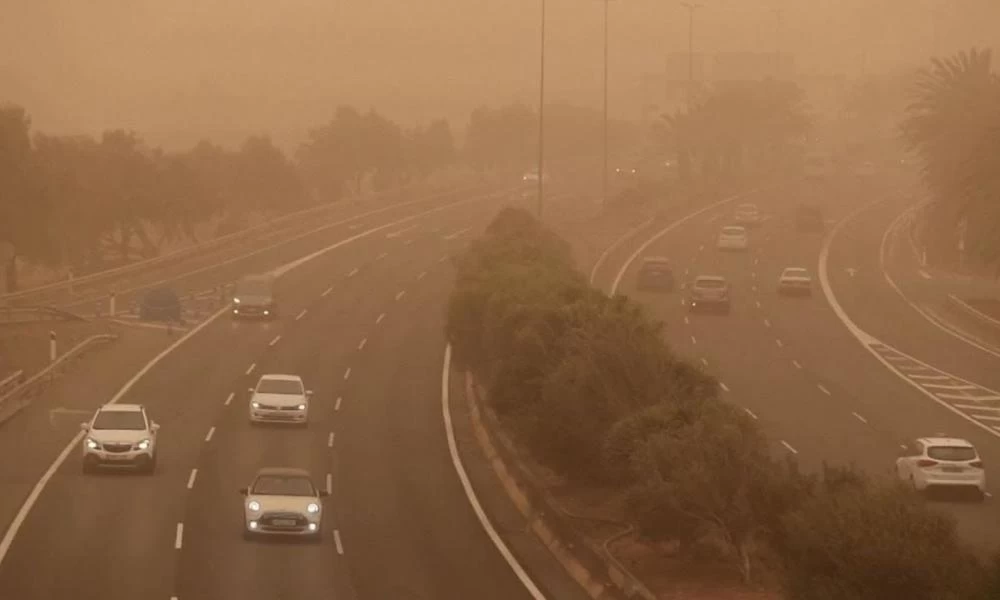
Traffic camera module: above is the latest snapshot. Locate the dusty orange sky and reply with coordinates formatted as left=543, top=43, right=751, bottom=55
left=2, top=0, right=997, bottom=150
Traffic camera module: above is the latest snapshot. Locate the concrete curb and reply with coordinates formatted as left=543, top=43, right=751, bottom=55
left=946, top=294, right=1000, bottom=335
left=463, top=372, right=656, bottom=600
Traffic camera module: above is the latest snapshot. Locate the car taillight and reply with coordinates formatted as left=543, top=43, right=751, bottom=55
left=971, top=460, right=984, bottom=468
left=916, top=459, right=938, bottom=468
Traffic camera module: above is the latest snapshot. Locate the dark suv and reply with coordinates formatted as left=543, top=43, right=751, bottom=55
left=636, top=257, right=675, bottom=292
left=688, top=275, right=731, bottom=314
left=232, top=274, right=278, bottom=320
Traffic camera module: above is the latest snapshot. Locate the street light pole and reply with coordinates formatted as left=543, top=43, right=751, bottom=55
left=681, top=2, right=702, bottom=108
left=537, top=0, right=547, bottom=218
left=603, top=0, right=610, bottom=210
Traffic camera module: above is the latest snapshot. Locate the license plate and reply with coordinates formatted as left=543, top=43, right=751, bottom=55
left=106, top=454, right=130, bottom=461
left=273, top=519, right=296, bottom=527
left=942, top=466, right=963, bottom=473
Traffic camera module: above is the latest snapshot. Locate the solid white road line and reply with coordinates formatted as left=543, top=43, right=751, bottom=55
left=588, top=216, right=656, bottom=287
left=295, top=309, right=308, bottom=321
left=326, top=473, right=333, bottom=495
left=852, top=412, right=869, bottom=424
left=376, top=313, right=386, bottom=325
left=444, top=226, right=472, bottom=240
left=792, top=359, right=802, bottom=369
left=322, top=286, right=334, bottom=297
left=744, top=407, right=759, bottom=420
left=417, top=270, right=427, bottom=280
left=225, top=392, right=234, bottom=406
left=918, top=269, right=932, bottom=279
left=175, top=524, right=184, bottom=549
left=817, top=384, right=831, bottom=396
left=328, top=433, right=335, bottom=448
left=395, top=290, right=406, bottom=301
left=358, top=338, right=367, bottom=350
left=348, top=268, right=359, bottom=278
left=205, top=427, right=216, bottom=442
left=245, top=363, right=256, bottom=375
left=780, top=441, right=798, bottom=455
left=187, top=469, right=198, bottom=489
left=441, top=345, right=547, bottom=599
left=937, top=392, right=1000, bottom=401
left=719, top=382, right=730, bottom=392
left=955, top=404, right=1000, bottom=412
left=923, top=383, right=978, bottom=391
left=269, top=335, right=281, bottom=347
left=334, top=530, right=344, bottom=555
left=335, top=396, right=343, bottom=411
left=910, top=374, right=951, bottom=381
left=343, top=368, right=352, bottom=381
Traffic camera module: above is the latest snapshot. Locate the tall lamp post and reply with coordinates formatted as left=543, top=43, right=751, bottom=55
left=681, top=2, right=702, bottom=108
left=602, top=0, right=611, bottom=210
left=537, top=0, right=547, bottom=218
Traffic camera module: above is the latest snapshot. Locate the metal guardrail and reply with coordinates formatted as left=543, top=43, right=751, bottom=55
left=0, top=306, right=87, bottom=324
left=947, top=294, right=1000, bottom=334
left=0, top=370, right=24, bottom=397
left=0, top=334, right=119, bottom=426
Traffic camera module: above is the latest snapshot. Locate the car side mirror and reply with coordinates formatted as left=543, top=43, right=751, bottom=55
left=80, top=422, right=89, bottom=431
left=305, top=390, right=313, bottom=397
left=151, top=423, right=160, bottom=433
left=239, top=487, right=248, bottom=495
left=319, top=490, right=330, bottom=497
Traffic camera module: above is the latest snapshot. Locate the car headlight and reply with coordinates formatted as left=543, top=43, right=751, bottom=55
left=307, top=503, right=320, bottom=514
left=297, top=404, right=307, bottom=411
left=263, top=310, right=270, bottom=315
left=86, top=438, right=99, bottom=450
left=137, top=439, right=151, bottom=450
left=248, top=501, right=261, bottom=512
left=251, top=402, right=260, bottom=409
left=233, top=297, right=241, bottom=304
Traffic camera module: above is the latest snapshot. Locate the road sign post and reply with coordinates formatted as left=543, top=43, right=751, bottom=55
left=49, top=331, right=57, bottom=362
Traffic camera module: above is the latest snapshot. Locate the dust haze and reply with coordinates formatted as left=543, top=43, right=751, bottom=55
left=3, top=0, right=998, bottom=149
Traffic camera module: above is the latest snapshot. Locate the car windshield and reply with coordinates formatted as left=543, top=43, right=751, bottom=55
left=928, top=446, right=977, bottom=461
left=236, top=279, right=272, bottom=297
left=695, top=279, right=726, bottom=289
left=252, top=475, right=316, bottom=496
left=784, top=269, right=808, bottom=277
left=92, top=410, right=146, bottom=431
left=257, top=379, right=304, bottom=395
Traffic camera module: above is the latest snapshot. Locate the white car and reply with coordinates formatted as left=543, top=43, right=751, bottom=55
left=734, top=203, right=760, bottom=226
left=80, top=404, right=160, bottom=474
left=777, top=267, right=813, bottom=296
left=241, top=467, right=328, bottom=541
left=896, top=437, right=986, bottom=500
left=716, top=225, right=749, bottom=251
left=249, top=374, right=312, bottom=426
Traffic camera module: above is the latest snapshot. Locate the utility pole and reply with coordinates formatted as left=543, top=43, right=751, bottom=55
left=681, top=2, right=702, bottom=108
left=603, top=0, right=610, bottom=210
left=537, top=0, right=547, bottom=218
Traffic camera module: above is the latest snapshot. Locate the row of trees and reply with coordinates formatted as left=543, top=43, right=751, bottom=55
left=0, top=100, right=630, bottom=292
left=901, top=47, right=1000, bottom=271
left=447, top=206, right=1000, bottom=598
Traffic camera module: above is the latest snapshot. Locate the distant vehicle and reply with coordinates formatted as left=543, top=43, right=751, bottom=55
left=636, top=257, right=675, bottom=292
left=804, top=153, right=832, bottom=180
left=688, top=275, right=731, bottom=314
left=614, top=166, right=639, bottom=178
left=80, top=404, right=159, bottom=474
left=521, top=169, right=550, bottom=184
left=896, top=437, right=986, bottom=501
left=139, top=286, right=181, bottom=322
left=796, top=203, right=824, bottom=232
left=777, top=267, right=813, bottom=296
left=232, top=274, right=278, bottom=320
left=249, top=374, right=312, bottom=426
left=716, top=225, right=749, bottom=251
left=734, top=203, right=761, bottom=227
left=241, top=467, right=328, bottom=541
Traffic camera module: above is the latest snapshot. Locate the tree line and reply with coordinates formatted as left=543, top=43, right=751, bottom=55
left=447, top=206, right=1000, bottom=598
left=0, top=100, right=629, bottom=292
left=902, top=47, right=1000, bottom=272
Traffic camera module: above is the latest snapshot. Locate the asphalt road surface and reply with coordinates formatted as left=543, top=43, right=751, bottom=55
left=0, top=189, right=593, bottom=599
left=607, top=170, right=1000, bottom=555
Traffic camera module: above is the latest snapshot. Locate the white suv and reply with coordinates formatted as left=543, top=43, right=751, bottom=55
left=896, top=437, right=986, bottom=500
left=80, top=404, right=160, bottom=474
left=249, top=374, right=312, bottom=426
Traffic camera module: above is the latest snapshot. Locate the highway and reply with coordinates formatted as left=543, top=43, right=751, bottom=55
left=0, top=186, right=593, bottom=599
left=605, top=170, right=1000, bottom=555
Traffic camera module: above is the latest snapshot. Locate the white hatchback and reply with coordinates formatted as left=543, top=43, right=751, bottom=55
left=896, top=437, right=986, bottom=500
left=249, top=374, right=312, bottom=426
left=241, top=467, right=328, bottom=541
left=716, top=225, right=749, bottom=251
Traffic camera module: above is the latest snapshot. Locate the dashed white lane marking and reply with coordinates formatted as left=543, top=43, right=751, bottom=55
left=690, top=335, right=697, bottom=345
left=326, top=473, right=333, bottom=494
left=322, top=286, right=334, bottom=297
left=334, top=529, right=344, bottom=555
left=792, top=359, right=802, bottom=369
left=719, top=382, right=730, bottom=392
left=763, top=319, right=771, bottom=328
left=386, top=224, right=418, bottom=239
left=683, top=316, right=690, bottom=325
left=744, top=407, right=759, bottom=420
left=348, top=223, right=362, bottom=230
left=403, top=239, right=414, bottom=246
left=751, top=284, right=758, bottom=292
left=245, top=363, right=256, bottom=375
left=817, top=384, right=832, bottom=396
left=700, top=357, right=708, bottom=367
left=754, top=257, right=759, bottom=265
left=358, top=338, right=367, bottom=350
left=439, top=255, right=449, bottom=263
left=335, top=396, right=342, bottom=411
left=187, top=469, right=198, bottom=490
left=852, top=412, right=868, bottom=424
left=328, top=433, right=335, bottom=448
left=918, top=269, right=932, bottom=279
left=295, top=309, right=308, bottom=321
left=175, top=524, right=184, bottom=549
left=395, top=290, right=406, bottom=301
left=755, top=300, right=761, bottom=309
left=376, top=252, right=388, bottom=261
left=698, top=244, right=705, bottom=251
left=684, top=267, right=690, bottom=276
left=780, top=440, right=798, bottom=455
left=444, top=226, right=472, bottom=240
left=775, top=339, right=784, bottom=348
left=376, top=313, right=386, bottom=325
left=269, top=335, right=281, bottom=347
left=205, top=427, right=216, bottom=442
left=417, top=270, right=427, bottom=280
left=343, top=368, right=352, bottom=381
left=225, top=392, right=234, bottom=406
left=752, top=272, right=757, bottom=280
left=348, top=268, right=359, bottom=277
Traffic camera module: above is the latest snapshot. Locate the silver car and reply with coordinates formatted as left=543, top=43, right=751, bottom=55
left=241, top=467, right=328, bottom=541
left=248, top=374, right=312, bottom=426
